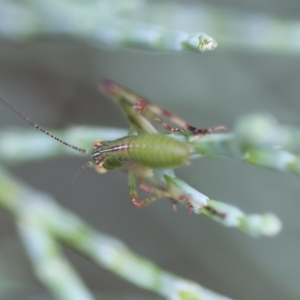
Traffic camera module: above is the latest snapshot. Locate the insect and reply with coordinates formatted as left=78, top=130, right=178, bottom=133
left=0, top=80, right=224, bottom=212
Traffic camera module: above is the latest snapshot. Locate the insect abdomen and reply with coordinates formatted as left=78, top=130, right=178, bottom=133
left=126, top=134, right=191, bottom=169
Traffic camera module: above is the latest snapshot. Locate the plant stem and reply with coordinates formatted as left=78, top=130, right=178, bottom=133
left=0, top=166, right=233, bottom=300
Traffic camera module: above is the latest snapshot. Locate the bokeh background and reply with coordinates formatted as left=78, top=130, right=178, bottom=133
left=0, top=1, right=300, bottom=299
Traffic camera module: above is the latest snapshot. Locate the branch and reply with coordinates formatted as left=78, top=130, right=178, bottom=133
left=0, top=1, right=299, bottom=54
left=162, top=174, right=281, bottom=237
left=0, top=166, right=233, bottom=300
left=191, top=114, right=300, bottom=176
left=17, top=218, right=95, bottom=300
left=0, top=115, right=286, bottom=236
left=0, top=0, right=217, bottom=53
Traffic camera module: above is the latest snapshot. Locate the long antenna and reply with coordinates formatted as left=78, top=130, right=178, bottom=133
left=0, top=96, right=89, bottom=154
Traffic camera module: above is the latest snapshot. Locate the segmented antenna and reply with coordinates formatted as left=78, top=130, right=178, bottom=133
left=0, top=96, right=89, bottom=154
left=71, top=161, right=93, bottom=185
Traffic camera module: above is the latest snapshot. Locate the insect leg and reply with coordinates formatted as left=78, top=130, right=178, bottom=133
left=177, top=195, right=194, bottom=214
left=134, top=97, right=226, bottom=136
left=128, top=125, right=137, bottom=136
left=100, top=79, right=225, bottom=136
left=133, top=97, right=185, bottom=133
left=169, top=198, right=178, bottom=213
left=128, top=172, right=161, bottom=208
left=138, top=183, right=170, bottom=199
left=139, top=183, right=179, bottom=212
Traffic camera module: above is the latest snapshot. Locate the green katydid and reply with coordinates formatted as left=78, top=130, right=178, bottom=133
left=0, top=80, right=225, bottom=212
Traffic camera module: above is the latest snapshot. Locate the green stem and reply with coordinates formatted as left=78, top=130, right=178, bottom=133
left=17, top=219, right=95, bottom=300
left=0, top=0, right=217, bottom=53
left=0, top=166, right=233, bottom=300
left=0, top=1, right=298, bottom=54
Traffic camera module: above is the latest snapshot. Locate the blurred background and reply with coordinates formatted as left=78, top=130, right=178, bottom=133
left=0, top=0, right=300, bottom=299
